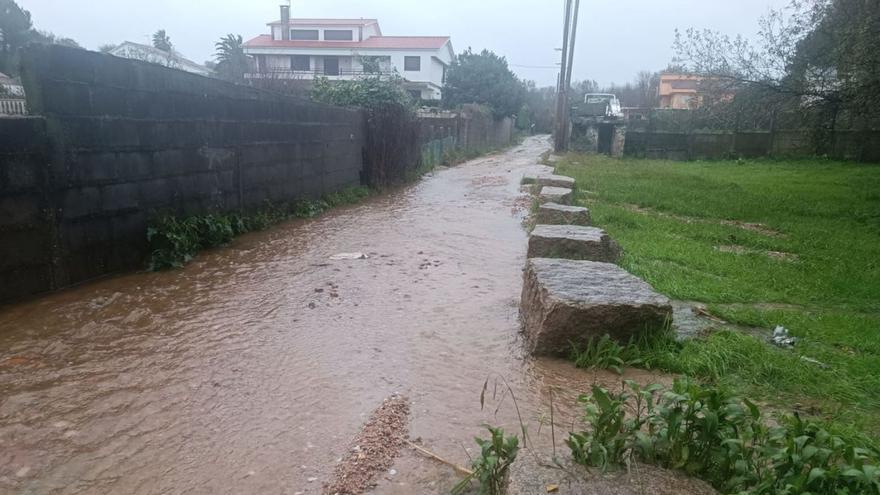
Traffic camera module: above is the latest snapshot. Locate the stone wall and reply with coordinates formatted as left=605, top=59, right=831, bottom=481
left=624, top=129, right=880, bottom=162
left=0, top=45, right=366, bottom=302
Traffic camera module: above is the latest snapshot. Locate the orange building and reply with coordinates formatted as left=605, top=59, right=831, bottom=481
left=658, top=73, right=704, bottom=109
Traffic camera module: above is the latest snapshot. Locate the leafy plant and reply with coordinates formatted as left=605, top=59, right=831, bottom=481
left=566, top=384, right=636, bottom=471
left=566, top=378, right=880, bottom=494
left=147, top=187, right=371, bottom=270
left=452, top=425, right=519, bottom=495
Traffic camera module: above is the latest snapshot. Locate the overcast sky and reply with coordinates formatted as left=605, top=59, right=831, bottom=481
left=19, top=0, right=789, bottom=87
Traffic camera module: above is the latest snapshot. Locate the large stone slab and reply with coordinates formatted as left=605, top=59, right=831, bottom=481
left=522, top=173, right=576, bottom=189
left=536, top=202, right=592, bottom=226
left=521, top=258, right=672, bottom=356
left=527, top=225, right=620, bottom=262
left=538, top=186, right=572, bottom=204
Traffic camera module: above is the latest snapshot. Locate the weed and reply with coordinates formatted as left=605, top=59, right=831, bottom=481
left=570, top=334, right=643, bottom=374
left=567, top=379, right=880, bottom=494
left=566, top=384, right=636, bottom=470
left=452, top=425, right=519, bottom=495
left=147, top=187, right=372, bottom=270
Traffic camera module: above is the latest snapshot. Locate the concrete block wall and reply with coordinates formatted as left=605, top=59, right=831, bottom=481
left=0, top=45, right=366, bottom=302
left=625, top=129, right=880, bottom=162
left=0, top=118, right=54, bottom=300
left=416, top=108, right=512, bottom=159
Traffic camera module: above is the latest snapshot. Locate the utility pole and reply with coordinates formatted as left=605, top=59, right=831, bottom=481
left=554, top=0, right=574, bottom=153
left=562, top=0, right=581, bottom=149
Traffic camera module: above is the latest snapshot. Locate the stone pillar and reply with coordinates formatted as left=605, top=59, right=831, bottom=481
left=584, top=124, right=599, bottom=153
left=611, top=125, right=627, bottom=158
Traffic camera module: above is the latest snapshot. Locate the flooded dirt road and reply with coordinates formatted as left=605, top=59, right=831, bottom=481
left=0, top=136, right=648, bottom=494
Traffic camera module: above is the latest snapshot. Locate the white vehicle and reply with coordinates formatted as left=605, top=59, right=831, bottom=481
left=583, top=93, right=623, bottom=118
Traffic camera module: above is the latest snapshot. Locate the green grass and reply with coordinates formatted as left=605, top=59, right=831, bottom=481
left=557, top=155, right=880, bottom=440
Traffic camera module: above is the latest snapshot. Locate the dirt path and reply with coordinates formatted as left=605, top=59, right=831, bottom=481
left=0, top=136, right=680, bottom=494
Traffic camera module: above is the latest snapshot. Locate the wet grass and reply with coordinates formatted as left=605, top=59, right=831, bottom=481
left=557, top=154, right=880, bottom=441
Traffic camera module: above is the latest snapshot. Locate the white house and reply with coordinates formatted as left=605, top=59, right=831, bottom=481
left=0, top=72, right=27, bottom=115
left=243, top=6, right=454, bottom=100
left=108, top=42, right=213, bottom=77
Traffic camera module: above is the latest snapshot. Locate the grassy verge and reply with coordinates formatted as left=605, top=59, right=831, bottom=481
left=147, top=186, right=371, bottom=270
left=557, top=154, right=880, bottom=441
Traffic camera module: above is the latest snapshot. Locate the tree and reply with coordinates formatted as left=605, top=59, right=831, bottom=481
left=214, top=34, right=249, bottom=81
left=443, top=48, right=525, bottom=119
left=152, top=29, right=172, bottom=52
left=0, top=0, right=82, bottom=76
left=0, top=0, right=35, bottom=75
left=520, top=81, right=557, bottom=133
left=98, top=44, right=117, bottom=53
left=34, top=31, right=80, bottom=48
left=673, top=0, right=880, bottom=129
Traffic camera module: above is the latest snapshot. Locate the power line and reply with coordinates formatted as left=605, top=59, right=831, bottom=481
left=509, top=63, right=560, bottom=70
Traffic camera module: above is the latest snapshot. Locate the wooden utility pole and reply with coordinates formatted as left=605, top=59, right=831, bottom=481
left=562, top=0, right=581, bottom=149
left=554, top=0, right=573, bottom=153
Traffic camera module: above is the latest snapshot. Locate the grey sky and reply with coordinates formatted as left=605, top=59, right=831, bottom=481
left=19, top=0, right=789, bottom=87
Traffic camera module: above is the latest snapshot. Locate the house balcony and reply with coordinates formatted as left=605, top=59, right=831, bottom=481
left=244, top=69, right=395, bottom=81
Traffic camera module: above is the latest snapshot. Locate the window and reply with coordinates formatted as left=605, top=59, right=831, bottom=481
left=291, top=55, right=310, bottom=71
left=670, top=79, right=699, bottom=90
left=404, top=56, right=421, bottom=72
left=291, top=29, right=319, bottom=40
left=323, top=56, right=340, bottom=76
left=324, top=30, right=353, bottom=41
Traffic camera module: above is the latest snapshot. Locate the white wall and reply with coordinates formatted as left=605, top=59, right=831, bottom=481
left=271, top=26, right=369, bottom=41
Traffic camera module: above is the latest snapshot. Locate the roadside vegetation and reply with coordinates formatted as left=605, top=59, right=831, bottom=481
left=557, top=155, right=880, bottom=444
left=147, top=186, right=370, bottom=270
left=568, top=379, right=880, bottom=494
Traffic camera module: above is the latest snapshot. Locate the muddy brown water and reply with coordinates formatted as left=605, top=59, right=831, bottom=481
left=0, top=136, right=677, bottom=494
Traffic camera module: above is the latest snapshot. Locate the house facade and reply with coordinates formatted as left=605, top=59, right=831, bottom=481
left=0, top=72, right=27, bottom=115
left=658, top=73, right=705, bottom=110
left=243, top=6, right=454, bottom=100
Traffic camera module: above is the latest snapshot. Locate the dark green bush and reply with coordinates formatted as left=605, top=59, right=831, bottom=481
left=147, top=187, right=371, bottom=270
left=568, top=379, right=880, bottom=494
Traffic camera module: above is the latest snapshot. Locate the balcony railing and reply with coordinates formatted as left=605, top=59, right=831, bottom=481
left=0, top=98, right=27, bottom=115
left=245, top=69, right=394, bottom=80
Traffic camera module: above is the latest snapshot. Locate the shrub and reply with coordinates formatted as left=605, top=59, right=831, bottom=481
left=567, top=379, right=880, bottom=494
left=311, top=76, right=421, bottom=188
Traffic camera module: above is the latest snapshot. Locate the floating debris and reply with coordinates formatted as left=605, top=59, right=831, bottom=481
left=329, top=252, right=368, bottom=260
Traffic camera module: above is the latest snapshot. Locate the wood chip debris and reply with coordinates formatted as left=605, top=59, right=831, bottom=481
left=324, top=395, right=410, bottom=495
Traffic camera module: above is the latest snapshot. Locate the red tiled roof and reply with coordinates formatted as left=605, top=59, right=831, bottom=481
left=244, top=35, right=450, bottom=50
left=268, top=18, right=378, bottom=26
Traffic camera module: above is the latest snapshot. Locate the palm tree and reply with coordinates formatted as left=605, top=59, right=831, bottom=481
left=214, top=34, right=249, bottom=81
left=152, top=29, right=172, bottom=52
